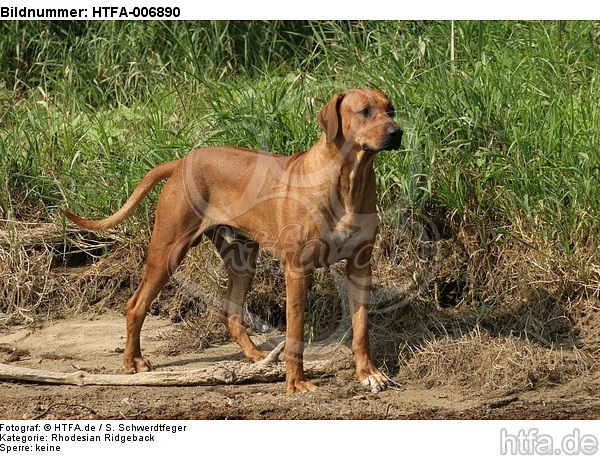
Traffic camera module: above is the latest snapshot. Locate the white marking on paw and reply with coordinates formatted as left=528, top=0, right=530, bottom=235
left=362, top=373, right=389, bottom=393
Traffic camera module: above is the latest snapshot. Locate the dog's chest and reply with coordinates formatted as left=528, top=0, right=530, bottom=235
left=324, top=212, right=377, bottom=253
left=328, top=225, right=356, bottom=250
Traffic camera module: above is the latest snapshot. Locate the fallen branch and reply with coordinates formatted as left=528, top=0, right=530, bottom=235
left=0, top=221, right=120, bottom=250
left=0, top=343, right=352, bottom=387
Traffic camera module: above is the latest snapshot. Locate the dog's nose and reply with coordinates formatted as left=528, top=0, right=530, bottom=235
left=387, top=125, right=403, bottom=140
left=386, top=126, right=403, bottom=149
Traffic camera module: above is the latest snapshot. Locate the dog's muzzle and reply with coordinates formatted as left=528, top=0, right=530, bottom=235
left=363, top=125, right=403, bottom=152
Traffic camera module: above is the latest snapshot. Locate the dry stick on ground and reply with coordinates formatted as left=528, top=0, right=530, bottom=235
left=0, top=222, right=120, bottom=250
left=32, top=403, right=100, bottom=420
left=0, top=343, right=353, bottom=387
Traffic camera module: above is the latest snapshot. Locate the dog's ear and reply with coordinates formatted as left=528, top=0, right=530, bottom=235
left=318, top=93, right=345, bottom=144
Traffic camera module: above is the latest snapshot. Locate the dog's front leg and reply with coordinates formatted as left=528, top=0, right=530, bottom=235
left=347, top=255, right=390, bottom=392
left=284, top=264, right=317, bottom=394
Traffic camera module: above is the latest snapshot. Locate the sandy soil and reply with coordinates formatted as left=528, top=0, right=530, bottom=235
left=1, top=312, right=598, bottom=420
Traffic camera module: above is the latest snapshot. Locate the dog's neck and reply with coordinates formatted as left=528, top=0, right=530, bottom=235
left=301, top=134, right=377, bottom=215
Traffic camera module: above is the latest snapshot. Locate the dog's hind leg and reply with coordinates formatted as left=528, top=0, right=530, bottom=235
left=124, top=181, right=203, bottom=373
left=210, top=228, right=269, bottom=362
left=124, top=232, right=194, bottom=373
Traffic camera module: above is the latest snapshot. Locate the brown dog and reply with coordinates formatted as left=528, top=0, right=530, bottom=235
left=62, top=88, right=402, bottom=393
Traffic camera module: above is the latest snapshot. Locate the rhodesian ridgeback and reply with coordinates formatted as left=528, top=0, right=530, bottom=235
left=62, top=88, right=402, bottom=393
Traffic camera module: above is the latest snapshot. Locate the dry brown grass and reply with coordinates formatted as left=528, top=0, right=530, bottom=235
left=367, top=219, right=600, bottom=392
left=397, top=331, right=592, bottom=391
left=1, top=219, right=598, bottom=394
left=0, top=221, right=144, bottom=325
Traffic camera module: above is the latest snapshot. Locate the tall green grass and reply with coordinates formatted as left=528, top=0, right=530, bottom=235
left=1, top=21, right=598, bottom=256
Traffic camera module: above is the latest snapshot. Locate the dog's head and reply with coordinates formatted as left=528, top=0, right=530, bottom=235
left=318, top=88, right=402, bottom=153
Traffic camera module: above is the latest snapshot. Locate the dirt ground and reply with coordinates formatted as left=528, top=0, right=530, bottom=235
left=1, top=311, right=598, bottom=420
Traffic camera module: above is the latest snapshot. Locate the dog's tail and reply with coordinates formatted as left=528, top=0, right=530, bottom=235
left=61, top=159, right=180, bottom=231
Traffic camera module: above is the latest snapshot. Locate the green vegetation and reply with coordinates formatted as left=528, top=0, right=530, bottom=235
left=1, top=21, right=597, bottom=252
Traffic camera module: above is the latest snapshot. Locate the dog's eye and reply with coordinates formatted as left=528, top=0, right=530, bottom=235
left=359, top=108, right=371, bottom=117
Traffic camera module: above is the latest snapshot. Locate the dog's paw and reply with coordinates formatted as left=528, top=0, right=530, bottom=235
left=256, top=341, right=285, bottom=365
left=125, top=357, right=152, bottom=374
left=358, top=368, right=390, bottom=393
left=247, top=350, right=271, bottom=363
left=286, top=379, right=318, bottom=394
